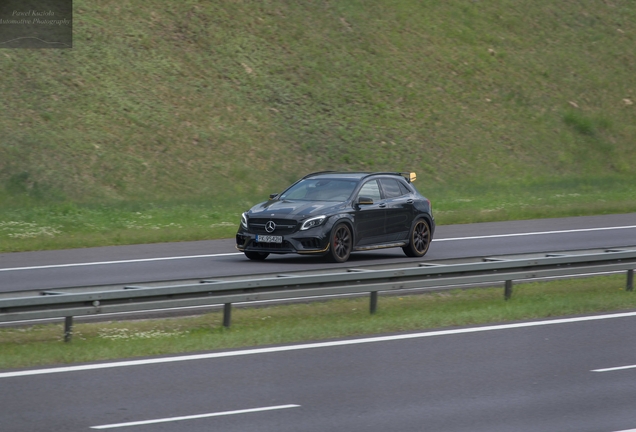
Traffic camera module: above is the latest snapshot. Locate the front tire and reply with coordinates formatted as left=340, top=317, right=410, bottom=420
left=403, top=219, right=431, bottom=257
left=245, top=251, right=269, bottom=261
left=328, top=223, right=352, bottom=263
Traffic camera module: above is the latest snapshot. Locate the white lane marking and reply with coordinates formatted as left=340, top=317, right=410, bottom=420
left=3, top=311, right=636, bottom=379
left=90, top=404, right=300, bottom=429
left=433, top=225, right=636, bottom=242
left=0, top=252, right=242, bottom=272
left=1, top=225, right=635, bottom=273
left=592, top=364, right=636, bottom=373
left=612, top=429, right=636, bottom=432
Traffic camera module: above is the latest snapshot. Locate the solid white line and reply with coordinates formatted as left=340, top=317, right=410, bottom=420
left=0, top=252, right=243, bottom=272
left=1, top=225, right=635, bottom=273
left=90, top=404, right=300, bottom=429
left=592, top=364, right=636, bottom=373
left=3, top=311, right=636, bottom=379
left=433, top=225, right=636, bottom=242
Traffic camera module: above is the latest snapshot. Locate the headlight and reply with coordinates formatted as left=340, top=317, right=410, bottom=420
left=301, top=215, right=326, bottom=230
left=241, top=212, right=248, bottom=229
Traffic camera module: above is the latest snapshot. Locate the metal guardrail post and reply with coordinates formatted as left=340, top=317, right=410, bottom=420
left=370, top=291, right=378, bottom=314
left=628, top=269, right=634, bottom=292
left=223, top=303, right=232, bottom=328
left=64, top=316, right=73, bottom=342
left=504, top=280, right=513, bottom=300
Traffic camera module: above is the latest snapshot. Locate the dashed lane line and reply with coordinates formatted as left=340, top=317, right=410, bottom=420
left=90, top=404, right=301, bottom=429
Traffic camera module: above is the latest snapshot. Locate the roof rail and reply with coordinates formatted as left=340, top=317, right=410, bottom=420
left=360, top=172, right=417, bottom=183
left=302, top=171, right=417, bottom=183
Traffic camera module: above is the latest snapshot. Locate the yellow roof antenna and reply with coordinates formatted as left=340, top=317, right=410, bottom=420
left=409, top=172, right=417, bottom=183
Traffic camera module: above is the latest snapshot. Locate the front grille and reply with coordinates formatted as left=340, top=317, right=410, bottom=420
left=248, top=218, right=298, bottom=235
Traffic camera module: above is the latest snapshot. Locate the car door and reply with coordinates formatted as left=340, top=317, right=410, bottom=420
left=353, top=179, right=387, bottom=246
left=379, top=178, right=414, bottom=242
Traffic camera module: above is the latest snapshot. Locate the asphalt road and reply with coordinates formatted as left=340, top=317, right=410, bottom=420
left=3, top=312, right=636, bottom=432
left=0, top=213, right=635, bottom=293
left=1, top=214, right=636, bottom=431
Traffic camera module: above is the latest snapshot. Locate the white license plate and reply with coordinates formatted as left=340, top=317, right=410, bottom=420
left=256, top=235, right=283, bottom=243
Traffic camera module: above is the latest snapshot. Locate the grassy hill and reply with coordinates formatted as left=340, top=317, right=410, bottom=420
left=1, top=0, right=635, bottom=251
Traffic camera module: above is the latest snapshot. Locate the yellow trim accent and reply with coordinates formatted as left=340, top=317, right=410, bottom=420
left=298, top=244, right=330, bottom=254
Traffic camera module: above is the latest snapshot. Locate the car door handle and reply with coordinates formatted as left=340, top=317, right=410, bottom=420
left=407, top=199, right=414, bottom=204
left=379, top=203, right=387, bottom=208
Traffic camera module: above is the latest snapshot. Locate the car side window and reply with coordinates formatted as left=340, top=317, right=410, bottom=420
left=379, top=179, right=404, bottom=199
left=358, top=180, right=382, bottom=201
left=398, top=181, right=412, bottom=196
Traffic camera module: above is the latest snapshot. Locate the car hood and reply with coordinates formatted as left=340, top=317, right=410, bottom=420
left=248, top=200, right=344, bottom=219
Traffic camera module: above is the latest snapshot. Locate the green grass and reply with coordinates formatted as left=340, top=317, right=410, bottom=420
left=431, top=173, right=636, bottom=225
left=1, top=172, right=635, bottom=252
left=1, top=1, right=636, bottom=253
left=0, top=196, right=246, bottom=252
left=1, top=275, right=634, bottom=370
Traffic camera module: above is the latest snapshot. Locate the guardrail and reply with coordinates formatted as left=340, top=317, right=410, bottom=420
left=1, top=248, right=635, bottom=341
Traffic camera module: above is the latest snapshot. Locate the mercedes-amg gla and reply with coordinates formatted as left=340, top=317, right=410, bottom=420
left=236, top=171, right=435, bottom=263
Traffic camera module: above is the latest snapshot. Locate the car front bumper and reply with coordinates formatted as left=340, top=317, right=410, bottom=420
left=236, top=230, right=330, bottom=255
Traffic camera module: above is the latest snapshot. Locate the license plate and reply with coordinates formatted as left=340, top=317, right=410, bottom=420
left=256, top=235, right=283, bottom=243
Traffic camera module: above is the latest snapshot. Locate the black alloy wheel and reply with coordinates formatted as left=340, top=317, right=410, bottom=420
left=403, top=219, right=431, bottom=257
left=328, top=223, right=352, bottom=263
left=245, top=251, right=269, bottom=261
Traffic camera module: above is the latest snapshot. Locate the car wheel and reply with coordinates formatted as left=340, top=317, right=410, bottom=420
left=245, top=251, right=269, bottom=261
left=328, top=223, right=352, bottom=263
left=403, top=219, right=431, bottom=257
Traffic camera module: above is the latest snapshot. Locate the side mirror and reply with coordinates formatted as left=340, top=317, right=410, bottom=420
left=269, top=193, right=279, bottom=199
left=357, top=196, right=374, bottom=206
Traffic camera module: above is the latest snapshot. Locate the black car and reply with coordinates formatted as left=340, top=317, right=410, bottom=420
left=236, top=171, right=435, bottom=263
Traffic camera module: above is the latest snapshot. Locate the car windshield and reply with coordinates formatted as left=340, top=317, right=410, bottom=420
left=279, top=178, right=357, bottom=202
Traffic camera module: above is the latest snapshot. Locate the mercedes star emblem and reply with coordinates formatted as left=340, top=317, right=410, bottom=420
left=265, top=220, right=276, bottom=233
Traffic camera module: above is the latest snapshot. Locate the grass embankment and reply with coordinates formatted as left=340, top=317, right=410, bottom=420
left=1, top=275, right=634, bottom=369
left=1, top=1, right=636, bottom=251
